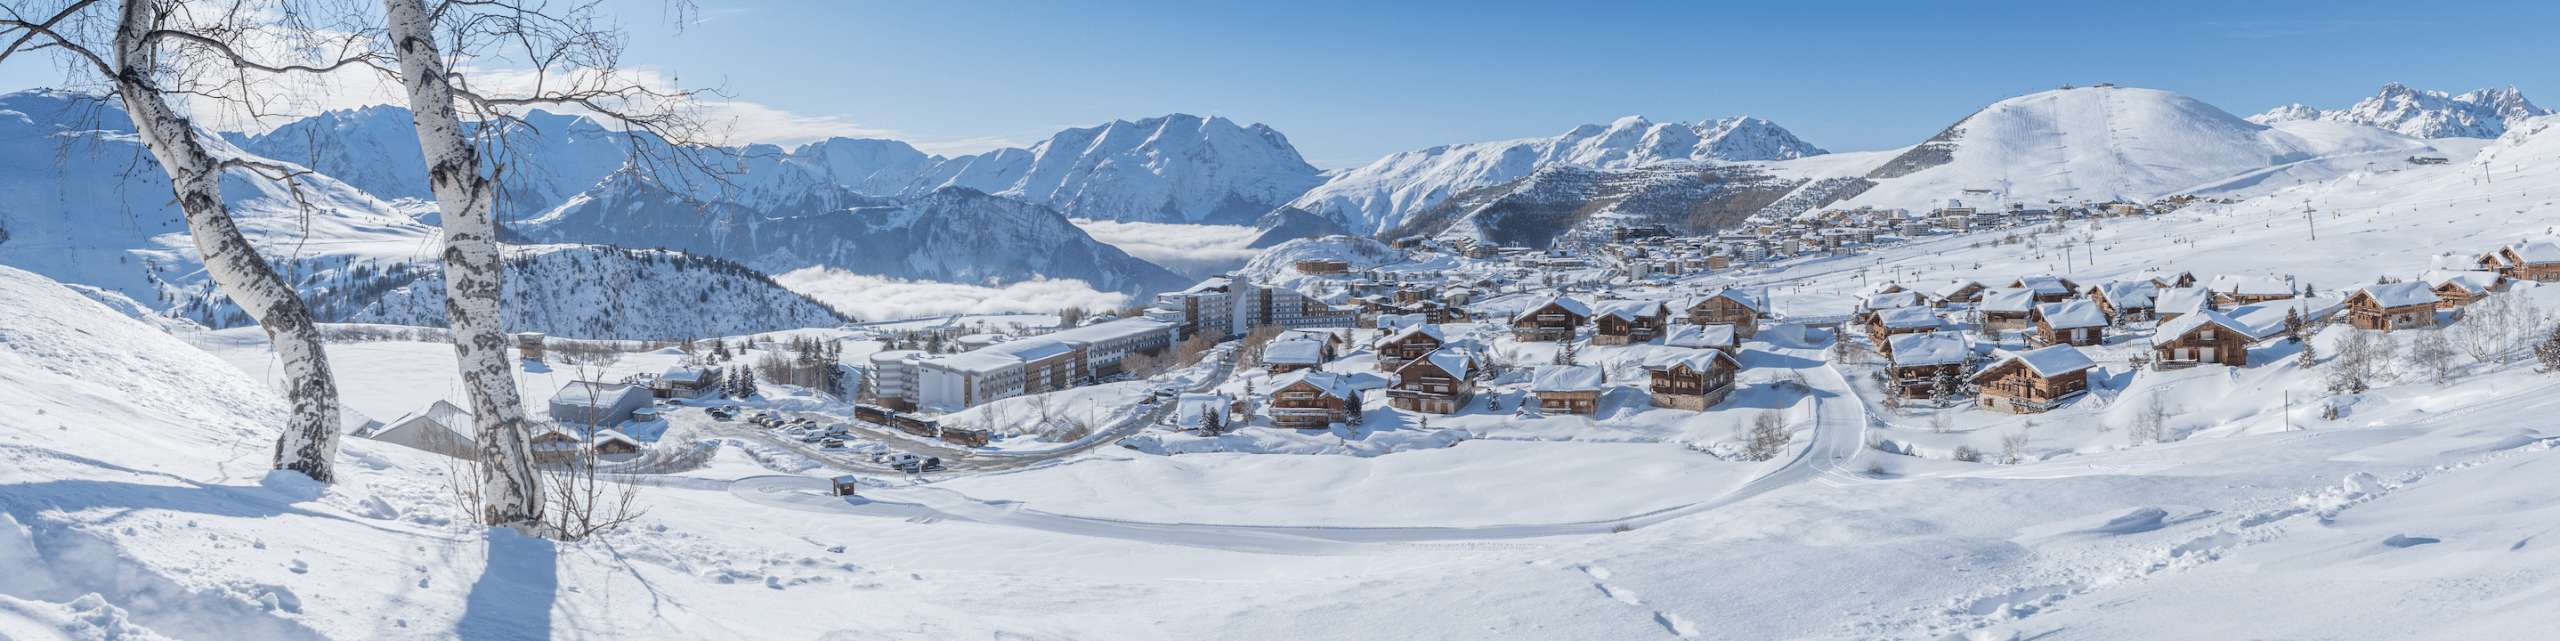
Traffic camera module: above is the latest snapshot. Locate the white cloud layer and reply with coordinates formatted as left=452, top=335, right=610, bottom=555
left=772, top=268, right=1131, bottom=322
left=1068, top=219, right=1264, bottom=279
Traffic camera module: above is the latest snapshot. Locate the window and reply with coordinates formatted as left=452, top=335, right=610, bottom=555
left=2200, top=329, right=2215, bottom=341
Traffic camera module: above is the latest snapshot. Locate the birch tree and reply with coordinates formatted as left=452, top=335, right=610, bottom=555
left=378, top=0, right=714, bottom=535
left=2, top=0, right=353, bottom=482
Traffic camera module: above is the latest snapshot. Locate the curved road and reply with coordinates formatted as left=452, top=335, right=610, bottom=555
left=726, top=333, right=1874, bottom=551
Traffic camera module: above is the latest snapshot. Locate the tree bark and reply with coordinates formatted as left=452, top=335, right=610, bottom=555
left=112, top=0, right=341, bottom=483
left=382, top=0, right=544, bottom=533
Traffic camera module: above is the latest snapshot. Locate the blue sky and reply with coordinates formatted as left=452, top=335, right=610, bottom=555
left=8, top=0, right=2555, bottom=168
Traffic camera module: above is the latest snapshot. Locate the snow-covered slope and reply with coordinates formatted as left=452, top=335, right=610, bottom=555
left=1280, top=115, right=1827, bottom=236
left=910, top=113, right=1327, bottom=225
left=0, top=90, right=435, bottom=300
left=1801, top=86, right=2463, bottom=212
left=1386, top=161, right=1819, bottom=248
left=519, top=176, right=1191, bottom=295
left=2249, top=83, right=2552, bottom=139
left=311, top=244, right=853, bottom=336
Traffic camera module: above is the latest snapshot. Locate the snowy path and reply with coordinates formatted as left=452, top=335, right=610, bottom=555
left=722, top=333, right=1871, bottom=552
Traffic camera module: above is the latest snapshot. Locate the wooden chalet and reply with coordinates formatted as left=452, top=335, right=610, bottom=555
left=2029, top=301, right=2109, bottom=347
left=2085, top=282, right=2158, bottom=321
left=2152, top=309, right=2260, bottom=368
left=1531, top=365, right=1605, bottom=415
left=1971, top=344, right=2097, bottom=414
left=1884, top=332, right=1971, bottom=399
left=1510, top=296, right=1591, bottom=342
left=1978, top=288, right=2041, bottom=331
left=1388, top=349, right=1477, bottom=414
left=2149, top=271, right=2197, bottom=289
left=2429, top=272, right=2506, bottom=309
left=2344, top=281, right=2441, bottom=331
left=1268, top=371, right=1373, bottom=429
left=1591, top=300, right=1672, bottom=346
left=1372, top=324, right=1447, bottom=371
left=2009, top=275, right=2079, bottom=303
left=1686, top=288, right=1767, bottom=339
left=592, top=430, right=644, bottom=458
left=2209, top=275, right=2296, bottom=306
left=1661, top=324, right=1739, bottom=356
left=2477, top=241, right=2560, bottom=282
left=1643, top=351, right=1740, bottom=411
left=1866, top=306, right=1944, bottom=355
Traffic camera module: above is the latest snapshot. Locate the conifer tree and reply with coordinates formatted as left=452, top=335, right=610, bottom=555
left=734, top=365, right=759, bottom=399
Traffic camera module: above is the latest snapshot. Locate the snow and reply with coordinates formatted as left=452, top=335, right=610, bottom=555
left=1887, top=331, right=1971, bottom=366
left=1980, top=287, right=2040, bottom=313
left=1986, top=344, right=2098, bottom=378
left=1530, top=365, right=1605, bottom=392
left=772, top=267, right=1133, bottom=322
left=2357, top=280, right=2440, bottom=308
left=2155, top=308, right=2253, bottom=342
left=1283, top=115, right=1825, bottom=235
left=2034, top=300, right=2108, bottom=328
left=1262, top=340, right=1326, bottom=365
left=2248, top=83, right=2552, bottom=139
left=1874, top=305, right=1946, bottom=330
left=1661, top=324, right=1735, bottom=350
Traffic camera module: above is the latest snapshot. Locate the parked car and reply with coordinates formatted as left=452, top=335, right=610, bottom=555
left=893, top=456, right=943, bottom=473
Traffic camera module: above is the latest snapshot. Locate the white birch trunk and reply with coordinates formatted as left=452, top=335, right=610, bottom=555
left=112, top=0, right=342, bottom=482
left=382, top=0, right=544, bottom=532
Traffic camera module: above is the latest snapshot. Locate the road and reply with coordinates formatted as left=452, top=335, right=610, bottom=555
left=723, top=333, right=1875, bottom=551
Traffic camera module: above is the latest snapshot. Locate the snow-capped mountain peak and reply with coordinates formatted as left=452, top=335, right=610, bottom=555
left=910, top=113, right=1329, bottom=225
left=2246, top=83, right=2552, bottom=138
left=1277, top=114, right=1826, bottom=236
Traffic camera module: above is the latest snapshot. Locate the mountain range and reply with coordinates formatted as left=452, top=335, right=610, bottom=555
left=2247, top=83, right=2550, bottom=139
left=2, top=81, right=2542, bottom=330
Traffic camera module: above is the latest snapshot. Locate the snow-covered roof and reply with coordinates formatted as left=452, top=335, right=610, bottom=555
left=1593, top=299, right=1667, bottom=321
left=1639, top=348, right=1738, bottom=373
left=1932, top=280, right=1986, bottom=300
left=1270, top=370, right=1380, bottom=399
left=2035, top=301, right=2107, bottom=329
left=2210, top=275, right=2294, bottom=296
left=2014, top=275, right=2072, bottom=295
left=2425, top=270, right=2504, bottom=294
left=380, top=400, right=470, bottom=437
left=1264, top=340, right=1327, bottom=365
left=1530, top=365, right=1604, bottom=392
left=2091, top=281, right=2158, bottom=307
left=1397, top=348, right=1476, bottom=379
left=1862, top=291, right=1921, bottom=310
left=1706, top=287, right=1768, bottom=312
left=1873, top=305, right=1944, bottom=330
left=1511, top=296, right=1593, bottom=323
left=925, top=351, right=1022, bottom=374
left=1886, top=332, right=1970, bottom=367
left=552, top=382, right=648, bottom=409
left=2154, top=288, right=2211, bottom=315
left=1049, top=317, right=1176, bottom=344
left=2355, top=281, right=2439, bottom=309
left=2157, top=308, right=2260, bottom=342
left=980, top=339, right=1078, bottom=362
left=1973, top=344, right=2097, bottom=380
left=660, top=366, right=716, bottom=384
left=1661, top=324, right=1736, bottom=349
left=1376, top=323, right=1446, bottom=347
left=1979, top=288, right=2040, bottom=313
left=2508, top=241, right=2560, bottom=265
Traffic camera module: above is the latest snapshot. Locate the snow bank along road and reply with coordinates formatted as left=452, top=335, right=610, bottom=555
left=726, top=335, right=1868, bottom=551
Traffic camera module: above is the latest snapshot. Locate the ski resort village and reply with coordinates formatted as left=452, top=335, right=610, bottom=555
left=9, top=1, right=2560, bottom=637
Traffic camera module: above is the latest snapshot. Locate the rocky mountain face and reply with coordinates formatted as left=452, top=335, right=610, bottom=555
left=1278, top=115, right=1828, bottom=237
left=1384, top=162, right=1821, bottom=250
left=324, top=245, right=855, bottom=335
left=235, top=107, right=640, bottom=221
left=2248, top=83, right=2552, bottom=138
left=910, top=114, right=1329, bottom=225
left=516, top=173, right=1189, bottom=295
